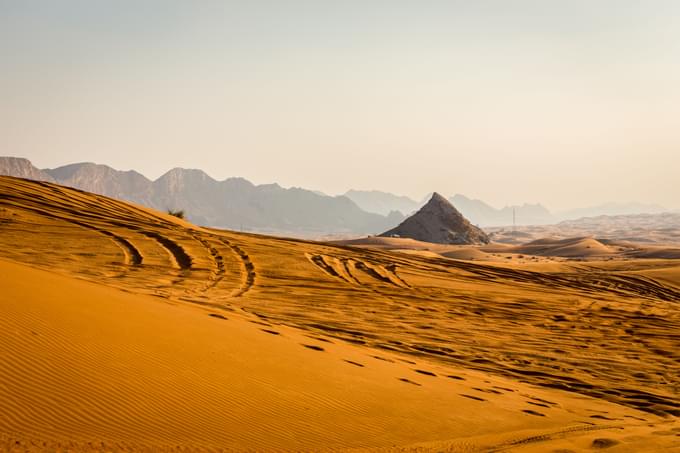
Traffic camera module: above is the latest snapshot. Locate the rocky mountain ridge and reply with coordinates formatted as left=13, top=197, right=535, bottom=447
left=0, top=157, right=402, bottom=236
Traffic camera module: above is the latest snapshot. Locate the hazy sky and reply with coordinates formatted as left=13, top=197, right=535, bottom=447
left=2, top=1, right=679, bottom=210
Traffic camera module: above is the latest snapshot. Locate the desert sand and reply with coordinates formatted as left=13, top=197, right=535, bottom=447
left=0, top=176, right=679, bottom=452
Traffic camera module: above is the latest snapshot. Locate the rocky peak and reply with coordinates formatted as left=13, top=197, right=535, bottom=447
left=379, top=192, right=490, bottom=245
left=0, top=157, right=55, bottom=182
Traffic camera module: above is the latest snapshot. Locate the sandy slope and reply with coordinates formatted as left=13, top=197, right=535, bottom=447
left=509, top=237, right=615, bottom=257
left=5, top=259, right=677, bottom=452
left=1, top=176, right=679, bottom=451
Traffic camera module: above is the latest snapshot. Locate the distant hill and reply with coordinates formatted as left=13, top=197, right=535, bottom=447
left=380, top=193, right=490, bottom=245
left=44, top=162, right=156, bottom=207
left=0, top=157, right=403, bottom=236
left=556, top=212, right=680, bottom=243
left=449, top=194, right=554, bottom=227
left=0, top=157, right=55, bottom=183
left=555, top=202, right=667, bottom=221
left=343, top=190, right=667, bottom=228
left=343, top=190, right=420, bottom=216
left=488, top=212, right=680, bottom=245
left=342, top=190, right=555, bottom=226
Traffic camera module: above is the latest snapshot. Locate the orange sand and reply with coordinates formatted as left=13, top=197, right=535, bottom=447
left=0, top=176, right=678, bottom=451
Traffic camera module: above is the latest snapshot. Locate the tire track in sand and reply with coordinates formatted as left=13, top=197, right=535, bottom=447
left=0, top=200, right=143, bottom=267
left=141, top=231, right=192, bottom=270
left=219, top=238, right=255, bottom=297
left=190, top=233, right=226, bottom=291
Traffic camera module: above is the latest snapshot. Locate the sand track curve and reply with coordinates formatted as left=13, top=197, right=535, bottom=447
left=220, top=238, right=255, bottom=298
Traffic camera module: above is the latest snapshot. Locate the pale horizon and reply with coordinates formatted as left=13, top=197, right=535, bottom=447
left=3, top=1, right=679, bottom=210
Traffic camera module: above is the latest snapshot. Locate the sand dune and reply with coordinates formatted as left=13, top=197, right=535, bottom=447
left=344, top=235, right=680, bottom=263
left=628, top=246, right=680, bottom=260
left=510, top=237, right=616, bottom=257
left=1, top=176, right=679, bottom=451
left=8, top=258, right=646, bottom=452
left=488, top=213, right=680, bottom=246
left=335, top=237, right=497, bottom=261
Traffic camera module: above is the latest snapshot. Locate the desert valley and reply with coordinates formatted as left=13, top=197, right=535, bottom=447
left=0, top=171, right=678, bottom=451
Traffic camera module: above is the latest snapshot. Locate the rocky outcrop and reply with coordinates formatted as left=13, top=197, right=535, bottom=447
left=380, top=192, right=490, bottom=245
left=0, top=157, right=55, bottom=183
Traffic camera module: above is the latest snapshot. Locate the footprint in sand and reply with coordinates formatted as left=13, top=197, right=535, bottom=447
left=460, top=394, right=485, bottom=402
left=447, top=375, right=466, bottom=381
left=301, top=344, right=325, bottom=351
left=398, top=378, right=421, bottom=386
left=527, top=401, right=551, bottom=408
left=344, top=360, right=364, bottom=367
left=493, top=386, right=514, bottom=392
left=522, top=409, right=545, bottom=417
left=590, top=414, right=616, bottom=420
left=371, top=355, right=395, bottom=363
left=413, top=369, right=437, bottom=377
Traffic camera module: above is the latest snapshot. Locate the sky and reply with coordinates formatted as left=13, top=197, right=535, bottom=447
left=1, top=0, right=679, bottom=210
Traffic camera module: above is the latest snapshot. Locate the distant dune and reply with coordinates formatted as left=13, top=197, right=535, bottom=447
left=1, top=175, right=679, bottom=451
left=335, top=237, right=497, bottom=261
left=628, top=246, right=680, bottom=259
left=489, top=212, right=680, bottom=245
left=510, top=237, right=616, bottom=257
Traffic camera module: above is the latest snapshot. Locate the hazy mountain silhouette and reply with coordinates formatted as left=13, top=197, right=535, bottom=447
left=556, top=202, right=667, bottom=221
left=0, top=157, right=402, bottom=236
left=2, top=157, right=669, bottom=233
left=45, top=162, right=155, bottom=206
left=380, top=192, right=490, bottom=244
left=343, top=190, right=420, bottom=216
left=0, top=157, right=55, bottom=183
left=343, top=189, right=553, bottom=226
left=343, top=189, right=663, bottom=227
left=449, top=194, right=554, bottom=227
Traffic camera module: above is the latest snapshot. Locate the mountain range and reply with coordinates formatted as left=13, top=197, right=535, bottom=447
left=0, top=157, right=670, bottom=235
left=344, top=190, right=667, bottom=227
left=342, top=190, right=421, bottom=217
left=448, top=194, right=554, bottom=226
left=0, top=157, right=403, bottom=237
